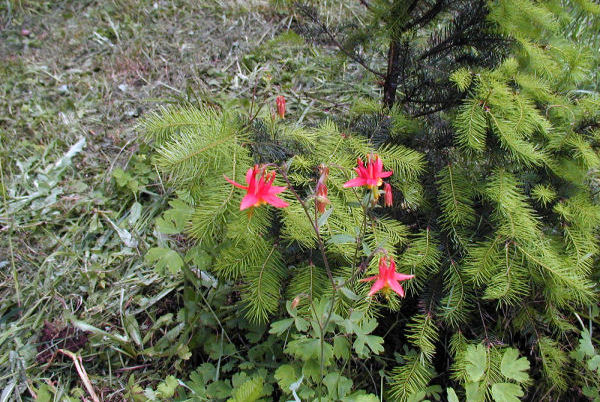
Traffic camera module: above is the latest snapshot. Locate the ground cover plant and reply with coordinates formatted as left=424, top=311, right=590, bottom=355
left=2, top=0, right=600, bottom=401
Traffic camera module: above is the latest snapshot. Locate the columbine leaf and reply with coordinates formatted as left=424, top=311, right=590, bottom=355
left=500, top=348, right=530, bottom=382
left=317, top=207, right=333, bottom=228
left=588, top=355, right=600, bottom=372
left=491, top=382, right=523, bottom=402
left=465, top=344, right=487, bottom=382
left=269, top=318, right=294, bottom=335
left=447, top=387, right=459, bottom=402
left=333, top=336, right=350, bottom=360
left=579, top=329, right=596, bottom=357
left=323, top=372, right=353, bottom=400
left=145, top=247, right=184, bottom=274
left=274, top=364, right=298, bottom=392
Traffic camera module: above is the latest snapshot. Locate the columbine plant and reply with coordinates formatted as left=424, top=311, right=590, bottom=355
left=143, top=98, right=426, bottom=400
left=224, top=150, right=414, bottom=399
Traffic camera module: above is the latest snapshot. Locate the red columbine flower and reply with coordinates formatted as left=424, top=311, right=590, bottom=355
left=315, top=164, right=330, bottom=214
left=276, top=95, right=286, bottom=119
left=224, top=165, right=289, bottom=211
left=384, top=182, right=393, bottom=207
left=360, top=256, right=414, bottom=297
left=343, top=154, right=392, bottom=200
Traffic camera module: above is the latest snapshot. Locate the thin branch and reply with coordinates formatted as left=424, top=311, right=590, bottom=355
left=301, top=9, right=384, bottom=78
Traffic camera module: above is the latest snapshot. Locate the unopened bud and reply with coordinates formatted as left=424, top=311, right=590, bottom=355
left=384, top=182, right=393, bottom=207
left=276, top=95, right=286, bottom=119
left=291, top=295, right=301, bottom=310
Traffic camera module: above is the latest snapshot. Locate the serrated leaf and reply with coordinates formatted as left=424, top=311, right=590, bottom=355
left=156, top=199, right=194, bottom=234
left=354, top=334, right=384, bottom=358
left=157, top=376, right=179, bottom=398
left=323, top=372, right=353, bottom=399
left=207, top=381, right=232, bottom=399
left=465, top=381, right=485, bottom=402
left=491, top=382, right=523, bottom=402
left=145, top=247, right=184, bottom=274
left=465, top=344, right=487, bottom=382
left=269, top=318, right=294, bottom=335
left=275, top=364, right=298, bottom=392
left=579, top=330, right=596, bottom=357
left=500, top=348, right=529, bottom=382
left=333, top=336, right=350, bottom=360
left=588, top=355, right=600, bottom=371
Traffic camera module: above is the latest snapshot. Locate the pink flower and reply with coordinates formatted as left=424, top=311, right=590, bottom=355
left=224, top=165, right=289, bottom=211
left=384, top=182, right=393, bottom=207
left=276, top=95, right=286, bottom=119
left=360, top=256, right=414, bottom=297
left=343, top=154, right=392, bottom=192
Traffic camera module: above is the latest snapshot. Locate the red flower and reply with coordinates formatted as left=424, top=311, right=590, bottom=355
left=343, top=154, right=392, bottom=193
left=276, top=95, right=286, bottom=119
left=315, top=164, right=330, bottom=214
left=360, top=256, right=414, bottom=297
left=224, top=165, right=289, bottom=211
left=384, top=182, right=393, bottom=207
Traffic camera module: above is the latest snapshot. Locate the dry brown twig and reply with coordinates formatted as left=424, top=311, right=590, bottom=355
left=57, top=349, right=100, bottom=402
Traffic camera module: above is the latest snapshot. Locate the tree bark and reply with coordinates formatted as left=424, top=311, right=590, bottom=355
left=383, top=39, right=401, bottom=108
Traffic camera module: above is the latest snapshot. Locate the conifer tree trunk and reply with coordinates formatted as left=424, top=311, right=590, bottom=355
left=383, top=39, right=401, bottom=108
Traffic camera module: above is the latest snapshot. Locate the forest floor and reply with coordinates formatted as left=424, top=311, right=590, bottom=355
left=0, top=0, right=374, bottom=399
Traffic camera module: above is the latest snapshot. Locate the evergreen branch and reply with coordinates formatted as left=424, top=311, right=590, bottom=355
left=389, top=351, right=434, bottom=401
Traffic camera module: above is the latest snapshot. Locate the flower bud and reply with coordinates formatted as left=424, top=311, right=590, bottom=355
left=384, top=182, right=393, bottom=207
left=276, top=95, right=286, bottom=119
left=315, top=164, right=330, bottom=213
left=291, top=295, right=301, bottom=310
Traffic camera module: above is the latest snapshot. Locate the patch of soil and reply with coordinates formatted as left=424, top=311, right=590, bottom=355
left=36, top=321, right=88, bottom=364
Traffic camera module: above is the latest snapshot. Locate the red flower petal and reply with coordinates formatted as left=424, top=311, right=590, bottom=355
left=240, top=194, right=260, bottom=210
left=262, top=194, right=289, bottom=208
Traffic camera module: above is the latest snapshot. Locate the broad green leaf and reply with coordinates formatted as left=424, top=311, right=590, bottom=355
left=588, top=355, right=600, bottom=371
left=156, top=199, right=194, bottom=234
left=157, top=376, right=179, bottom=398
left=491, top=383, right=523, bottom=402
left=323, top=372, right=353, bottom=400
left=579, top=330, right=596, bottom=357
left=353, top=334, right=384, bottom=357
left=465, top=344, right=487, bottom=382
left=333, top=336, right=350, bottom=360
left=207, top=381, right=232, bottom=399
left=275, top=364, right=298, bottom=392
left=228, top=376, right=264, bottom=402
left=269, top=318, right=294, bottom=335
left=145, top=247, right=184, bottom=274
left=345, top=393, right=379, bottom=402
left=465, top=381, right=485, bottom=402
left=302, top=358, right=321, bottom=382
left=500, top=348, right=530, bottom=382
left=447, top=387, right=460, bottom=402
left=191, top=363, right=216, bottom=384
